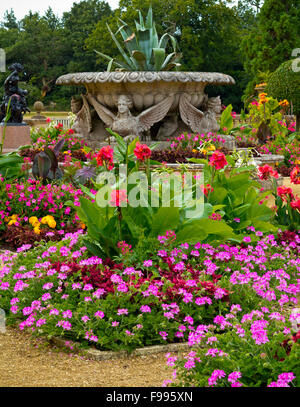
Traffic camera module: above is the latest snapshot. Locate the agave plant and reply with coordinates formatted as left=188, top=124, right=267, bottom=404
left=32, top=139, right=65, bottom=182
left=95, top=7, right=181, bottom=72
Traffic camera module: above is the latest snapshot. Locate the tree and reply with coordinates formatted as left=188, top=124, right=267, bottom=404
left=1, top=9, right=19, bottom=29
left=4, top=11, right=69, bottom=101
left=241, top=0, right=300, bottom=103
left=267, top=59, right=300, bottom=131
left=62, top=0, right=112, bottom=72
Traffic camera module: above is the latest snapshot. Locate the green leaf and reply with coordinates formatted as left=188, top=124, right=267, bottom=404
left=152, top=48, right=166, bottom=71
left=186, top=158, right=207, bottom=165
left=145, top=6, right=153, bottom=28
left=137, top=28, right=152, bottom=64
left=151, top=207, right=180, bottom=236
left=252, top=220, right=278, bottom=232
left=106, top=128, right=127, bottom=157
left=122, top=215, right=144, bottom=242
left=131, top=50, right=147, bottom=69
left=106, top=23, right=136, bottom=69
left=210, top=187, right=228, bottom=203
left=79, top=185, right=96, bottom=200
left=220, top=104, right=233, bottom=134
left=83, top=239, right=105, bottom=258
left=107, top=58, right=114, bottom=72
left=191, top=218, right=234, bottom=237
left=176, top=224, right=208, bottom=244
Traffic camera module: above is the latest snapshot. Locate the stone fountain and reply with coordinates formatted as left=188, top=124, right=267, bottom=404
left=56, top=71, right=235, bottom=149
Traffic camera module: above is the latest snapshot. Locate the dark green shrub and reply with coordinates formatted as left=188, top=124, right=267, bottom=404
left=267, top=59, right=300, bottom=130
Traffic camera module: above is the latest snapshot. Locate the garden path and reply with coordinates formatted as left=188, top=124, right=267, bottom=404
left=0, top=327, right=174, bottom=387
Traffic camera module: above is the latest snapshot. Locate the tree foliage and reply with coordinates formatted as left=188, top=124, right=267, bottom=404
left=267, top=59, right=300, bottom=130
left=0, top=0, right=297, bottom=111
left=241, top=0, right=300, bottom=103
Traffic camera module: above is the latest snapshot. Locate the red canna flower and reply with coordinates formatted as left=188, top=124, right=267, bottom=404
left=134, top=143, right=151, bottom=161
left=277, top=186, right=294, bottom=202
left=290, top=198, right=300, bottom=212
left=209, top=151, right=228, bottom=170
left=257, top=165, right=278, bottom=180
left=96, top=146, right=114, bottom=170
left=200, top=184, right=214, bottom=196
left=290, top=166, right=300, bottom=185
left=109, top=189, right=128, bottom=207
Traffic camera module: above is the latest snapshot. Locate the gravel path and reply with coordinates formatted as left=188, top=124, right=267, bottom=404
left=0, top=327, right=173, bottom=387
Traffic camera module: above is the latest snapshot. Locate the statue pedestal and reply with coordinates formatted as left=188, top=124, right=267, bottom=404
left=0, top=123, right=31, bottom=152
left=24, top=117, right=48, bottom=130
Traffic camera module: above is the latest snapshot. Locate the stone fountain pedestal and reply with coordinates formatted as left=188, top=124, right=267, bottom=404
left=56, top=71, right=235, bottom=148
left=0, top=123, right=31, bottom=153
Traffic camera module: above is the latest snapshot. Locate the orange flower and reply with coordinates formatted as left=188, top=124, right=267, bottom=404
left=279, top=99, right=289, bottom=107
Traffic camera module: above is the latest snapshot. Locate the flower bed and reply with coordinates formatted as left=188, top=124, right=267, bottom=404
left=0, top=178, right=89, bottom=249
left=0, top=229, right=299, bottom=385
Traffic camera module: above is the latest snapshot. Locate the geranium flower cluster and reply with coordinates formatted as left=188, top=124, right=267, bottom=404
left=258, top=139, right=300, bottom=168
left=170, top=133, right=227, bottom=151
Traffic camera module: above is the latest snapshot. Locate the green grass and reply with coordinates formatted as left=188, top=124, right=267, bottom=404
left=24, top=111, right=70, bottom=118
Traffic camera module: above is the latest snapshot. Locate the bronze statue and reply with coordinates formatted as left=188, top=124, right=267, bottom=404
left=0, top=63, right=30, bottom=124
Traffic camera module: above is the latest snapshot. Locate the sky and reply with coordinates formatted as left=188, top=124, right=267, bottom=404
left=0, top=0, right=120, bottom=21
left=0, top=1, right=241, bottom=21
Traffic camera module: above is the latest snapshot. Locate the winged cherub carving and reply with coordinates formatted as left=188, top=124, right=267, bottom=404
left=87, top=94, right=174, bottom=139
left=179, top=93, right=221, bottom=134
left=71, top=94, right=92, bottom=135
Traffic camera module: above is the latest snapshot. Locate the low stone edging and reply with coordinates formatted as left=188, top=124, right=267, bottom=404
left=50, top=336, right=191, bottom=361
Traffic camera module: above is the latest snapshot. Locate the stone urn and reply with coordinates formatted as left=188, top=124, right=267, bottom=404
left=32, top=101, right=46, bottom=119
left=56, top=71, right=235, bottom=148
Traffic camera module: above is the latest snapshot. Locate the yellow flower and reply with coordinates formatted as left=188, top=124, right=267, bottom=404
left=41, top=216, right=50, bottom=224
left=279, top=99, right=289, bottom=107
left=34, top=226, right=41, bottom=235
left=7, top=214, right=18, bottom=226
left=208, top=145, right=216, bottom=151
left=29, top=216, right=38, bottom=225
left=295, top=159, right=300, bottom=165
left=47, top=219, right=56, bottom=229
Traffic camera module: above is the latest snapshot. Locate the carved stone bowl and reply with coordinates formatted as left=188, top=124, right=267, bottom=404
left=56, top=71, right=235, bottom=112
